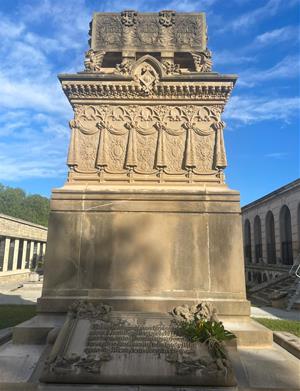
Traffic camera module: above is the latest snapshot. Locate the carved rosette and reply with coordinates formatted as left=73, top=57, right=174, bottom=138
left=67, top=104, right=227, bottom=184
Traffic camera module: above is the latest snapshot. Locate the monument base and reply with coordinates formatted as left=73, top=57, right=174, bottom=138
left=39, top=184, right=249, bottom=317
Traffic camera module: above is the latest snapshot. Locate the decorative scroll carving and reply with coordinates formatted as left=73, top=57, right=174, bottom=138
left=69, top=301, right=112, bottom=320
left=67, top=104, right=226, bottom=183
left=162, top=61, right=181, bottom=75
left=170, top=302, right=219, bottom=323
left=191, top=49, right=212, bottom=72
left=116, top=60, right=133, bottom=75
left=84, top=49, right=105, bottom=72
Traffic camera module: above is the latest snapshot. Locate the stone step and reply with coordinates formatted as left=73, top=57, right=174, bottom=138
left=221, top=318, right=273, bottom=347
left=0, top=327, right=12, bottom=345
left=273, top=332, right=300, bottom=359
left=12, top=315, right=65, bottom=345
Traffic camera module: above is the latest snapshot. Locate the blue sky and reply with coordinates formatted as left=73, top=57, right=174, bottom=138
left=0, top=0, right=299, bottom=205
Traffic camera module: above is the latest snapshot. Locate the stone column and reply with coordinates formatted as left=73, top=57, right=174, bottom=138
left=37, top=242, right=41, bottom=256
left=2, top=238, right=10, bottom=272
left=21, top=240, right=28, bottom=270
left=261, top=212, right=267, bottom=263
left=250, top=217, right=255, bottom=263
left=29, top=241, right=34, bottom=269
left=274, top=210, right=281, bottom=263
left=290, top=202, right=299, bottom=262
left=12, top=239, right=20, bottom=271
left=42, top=242, right=46, bottom=256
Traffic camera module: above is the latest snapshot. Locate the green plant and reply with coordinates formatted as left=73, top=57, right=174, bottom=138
left=179, top=319, right=236, bottom=360
left=0, top=305, right=36, bottom=329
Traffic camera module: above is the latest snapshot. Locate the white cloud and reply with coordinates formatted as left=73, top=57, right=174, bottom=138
left=213, top=50, right=257, bottom=66
left=0, top=109, right=70, bottom=181
left=0, top=73, right=70, bottom=115
left=238, top=55, right=300, bottom=87
left=265, top=152, right=288, bottom=159
left=218, top=0, right=296, bottom=32
left=0, top=14, right=25, bottom=38
left=252, top=26, right=300, bottom=47
left=224, top=95, right=300, bottom=123
left=160, top=0, right=218, bottom=11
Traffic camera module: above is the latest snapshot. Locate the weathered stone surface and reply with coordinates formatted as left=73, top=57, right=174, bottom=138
left=38, top=186, right=249, bottom=314
left=40, top=302, right=236, bottom=386
left=90, top=12, right=206, bottom=52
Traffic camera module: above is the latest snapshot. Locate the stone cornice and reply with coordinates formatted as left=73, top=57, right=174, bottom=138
left=58, top=72, right=237, bottom=83
left=60, top=74, right=236, bottom=102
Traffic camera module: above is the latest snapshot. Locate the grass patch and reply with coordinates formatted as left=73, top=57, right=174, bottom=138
left=0, top=305, right=36, bottom=329
left=253, top=317, right=300, bottom=338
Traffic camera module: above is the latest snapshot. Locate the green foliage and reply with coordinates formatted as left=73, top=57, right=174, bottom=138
left=0, top=305, right=36, bottom=329
left=178, top=319, right=236, bottom=360
left=253, top=317, right=300, bottom=337
left=0, top=183, right=50, bottom=226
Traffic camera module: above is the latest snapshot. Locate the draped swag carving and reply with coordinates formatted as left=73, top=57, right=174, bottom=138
left=67, top=104, right=227, bottom=183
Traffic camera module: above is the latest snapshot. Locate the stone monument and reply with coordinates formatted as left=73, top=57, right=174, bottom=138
left=1, top=10, right=282, bottom=390
left=39, top=10, right=249, bottom=319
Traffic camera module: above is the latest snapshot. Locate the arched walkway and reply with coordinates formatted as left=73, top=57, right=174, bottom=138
left=244, top=219, right=252, bottom=263
left=266, top=211, right=276, bottom=264
left=280, top=205, right=293, bottom=265
left=254, top=215, right=262, bottom=262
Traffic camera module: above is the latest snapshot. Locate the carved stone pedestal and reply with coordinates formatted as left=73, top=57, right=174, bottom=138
left=38, top=10, right=250, bottom=322
left=38, top=185, right=249, bottom=317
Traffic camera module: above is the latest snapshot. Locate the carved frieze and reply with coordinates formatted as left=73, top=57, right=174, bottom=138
left=67, top=104, right=226, bottom=184
left=62, top=82, right=233, bottom=101
left=91, top=12, right=206, bottom=52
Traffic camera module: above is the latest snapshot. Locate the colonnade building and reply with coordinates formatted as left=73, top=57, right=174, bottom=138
left=242, top=179, right=300, bottom=285
left=0, top=214, right=47, bottom=279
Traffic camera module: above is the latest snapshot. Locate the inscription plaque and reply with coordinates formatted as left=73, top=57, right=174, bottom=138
left=85, top=323, right=193, bottom=354
left=40, top=303, right=236, bottom=386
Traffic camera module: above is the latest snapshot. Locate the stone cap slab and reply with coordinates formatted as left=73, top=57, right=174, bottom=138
left=90, top=11, right=207, bottom=52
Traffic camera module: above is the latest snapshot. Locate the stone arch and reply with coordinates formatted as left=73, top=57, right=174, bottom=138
left=244, top=219, right=252, bottom=263
left=254, top=215, right=262, bottom=262
left=131, top=54, right=164, bottom=78
left=280, top=205, right=293, bottom=265
left=266, top=211, right=276, bottom=264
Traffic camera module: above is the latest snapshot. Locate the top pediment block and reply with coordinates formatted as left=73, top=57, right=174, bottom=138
left=90, top=11, right=207, bottom=52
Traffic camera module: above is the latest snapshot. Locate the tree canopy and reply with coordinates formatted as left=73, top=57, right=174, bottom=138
left=0, top=183, right=50, bottom=227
